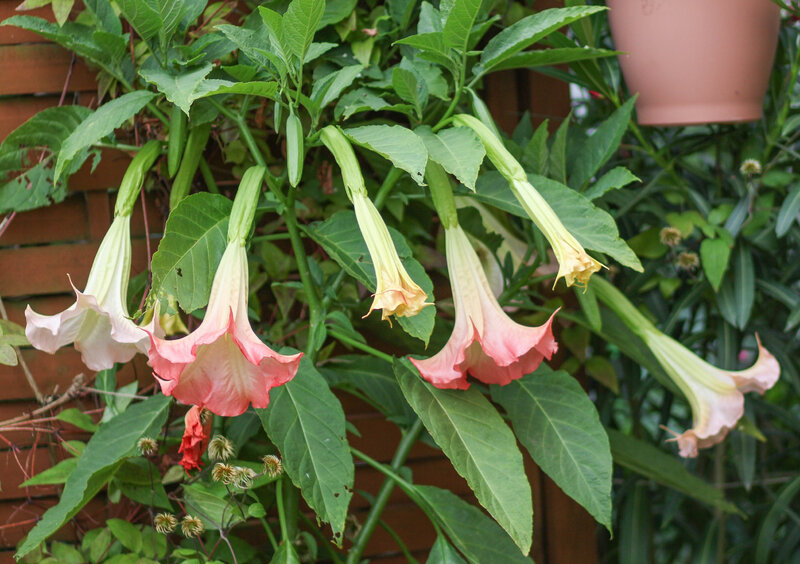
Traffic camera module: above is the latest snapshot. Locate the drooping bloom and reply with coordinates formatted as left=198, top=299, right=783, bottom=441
left=147, top=167, right=302, bottom=416
left=410, top=225, right=557, bottom=390
left=592, top=276, right=780, bottom=457
left=320, top=125, right=431, bottom=321
left=178, top=405, right=212, bottom=472
left=24, top=141, right=162, bottom=371
left=453, top=114, right=602, bottom=287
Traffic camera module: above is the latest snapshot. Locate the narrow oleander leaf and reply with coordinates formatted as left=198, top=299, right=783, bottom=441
left=416, top=126, right=485, bottom=191
left=258, top=358, right=354, bottom=543
left=416, top=486, right=532, bottom=563
left=16, top=395, right=171, bottom=559
left=344, top=124, right=428, bottom=186
left=491, top=365, right=612, bottom=532
left=149, top=193, right=232, bottom=314
left=396, top=359, right=532, bottom=553
left=716, top=244, right=755, bottom=329
left=776, top=183, right=800, bottom=237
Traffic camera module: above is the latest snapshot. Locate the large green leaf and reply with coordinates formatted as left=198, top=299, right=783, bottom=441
left=491, top=365, right=612, bottom=531
left=428, top=535, right=468, bottom=564
left=344, top=125, right=428, bottom=186
left=117, top=0, right=162, bottom=41
left=569, top=97, right=636, bottom=189
left=393, top=65, right=427, bottom=118
left=258, top=358, right=354, bottom=543
left=139, top=61, right=214, bottom=115
left=416, top=486, right=532, bottom=563
left=442, top=0, right=481, bottom=53
left=472, top=172, right=642, bottom=271
left=475, top=6, right=606, bottom=76
left=416, top=126, right=485, bottom=191
left=16, top=395, right=171, bottom=559
left=54, top=91, right=155, bottom=183
left=149, top=193, right=232, bottom=314
left=283, top=0, right=325, bottom=61
left=305, top=210, right=435, bottom=345
left=395, top=360, right=532, bottom=553
left=183, top=482, right=246, bottom=529
left=487, top=47, right=617, bottom=73
left=607, top=429, right=741, bottom=515
left=716, top=243, right=755, bottom=330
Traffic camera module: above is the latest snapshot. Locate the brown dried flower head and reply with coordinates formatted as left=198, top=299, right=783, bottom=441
left=137, top=437, right=158, bottom=456
left=212, top=463, right=235, bottom=484
left=262, top=454, right=283, bottom=478
left=181, top=515, right=204, bottom=538
left=154, top=513, right=177, bottom=534
left=739, top=158, right=762, bottom=176
left=659, top=227, right=682, bottom=248
left=677, top=252, right=700, bottom=271
left=208, top=435, right=234, bottom=461
left=232, top=466, right=257, bottom=489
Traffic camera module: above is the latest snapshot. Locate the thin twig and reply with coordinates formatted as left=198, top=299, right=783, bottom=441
left=0, top=296, right=43, bottom=403
left=0, top=373, right=85, bottom=427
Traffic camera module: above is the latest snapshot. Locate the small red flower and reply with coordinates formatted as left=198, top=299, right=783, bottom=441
left=178, top=406, right=212, bottom=473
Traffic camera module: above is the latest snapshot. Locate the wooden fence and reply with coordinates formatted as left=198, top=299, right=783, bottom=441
left=0, top=0, right=598, bottom=562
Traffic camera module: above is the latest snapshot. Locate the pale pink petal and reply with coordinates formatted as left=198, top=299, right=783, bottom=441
left=728, top=335, right=780, bottom=394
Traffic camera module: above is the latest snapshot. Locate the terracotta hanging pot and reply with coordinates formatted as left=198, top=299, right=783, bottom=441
left=606, top=0, right=781, bottom=126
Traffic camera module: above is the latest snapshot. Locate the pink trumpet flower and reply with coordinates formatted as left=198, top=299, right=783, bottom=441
left=147, top=167, right=302, bottom=417
left=410, top=224, right=557, bottom=390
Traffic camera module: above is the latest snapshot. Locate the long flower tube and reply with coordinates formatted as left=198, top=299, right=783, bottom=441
left=592, top=276, right=780, bottom=457
left=25, top=140, right=162, bottom=371
left=410, top=162, right=558, bottom=389
left=320, top=126, right=430, bottom=321
left=453, top=114, right=602, bottom=288
left=147, top=166, right=302, bottom=417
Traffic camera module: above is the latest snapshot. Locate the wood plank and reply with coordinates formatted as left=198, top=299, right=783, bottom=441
left=0, top=496, right=106, bottom=547
left=542, top=474, right=599, bottom=564
left=0, top=44, right=96, bottom=96
left=69, top=149, right=131, bottom=192
left=0, top=447, right=61, bottom=501
left=485, top=70, right=521, bottom=135
left=0, top=194, right=89, bottom=246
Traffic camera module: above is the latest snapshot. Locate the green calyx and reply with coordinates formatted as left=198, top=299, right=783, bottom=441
left=228, top=165, right=266, bottom=244
left=114, top=140, right=161, bottom=217
left=452, top=113, right=526, bottom=183
left=320, top=126, right=367, bottom=200
left=425, top=161, right=458, bottom=229
left=591, top=276, right=657, bottom=337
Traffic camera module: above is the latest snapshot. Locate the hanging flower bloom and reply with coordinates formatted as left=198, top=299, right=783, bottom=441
left=25, top=141, right=163, bottom=371
left=592, top=276, right=780, bottom=458
left=453, top=114, right=603, bottom=288
left=147, top=167, right=302, bottom=417
left=410, top=225, right=558, bottom=390
left=320, top=126, right=431, bottom=321
left=642, top=329, right=779, bottom=457
left=178, top=405, right=212, bottom=472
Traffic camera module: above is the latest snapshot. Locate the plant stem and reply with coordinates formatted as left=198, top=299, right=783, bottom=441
left=199, top=157, right=219, bottom=194
left=373, top=167, right=404, bottom=210
left=346, top=419, right=425, bottom=564
left=258, top=516, right=279, bottom=551
left=276, top=477, right=289, bottom=541
left=327, top=328, right=394, bottom=363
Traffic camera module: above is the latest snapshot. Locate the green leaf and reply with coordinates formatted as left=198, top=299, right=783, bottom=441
left=270, top=541, right=301, bottom=563
left=139, top=61, right=214, bottom=115
left=310, top=65, right=364, bottom=112
left=619, top=483, right=651, bottom=564
left=116, top=0, right=161, bottom=42
left=258, top=358, right=354, bottom=543
left=416, top=126, right=485, bottom=191
left=394, top=32, right=455, bottom=71
left=56, top=408, right=98, bottom=432
left=473, top=172, right=642, bottom=272
left=344, top=125, right=428, bottom=186
left=0, top=319, right=30, bottom=347
left=569, top=97, right=636, bottom=189
left=755, top=475, right=800, bottom=564
left=54, top=91, right=155, bottom=183
left=443, top=0, right=481, bottom=53
left=320, top=0, right=357, bottom=27
left=184, top=482, right=245, bottom=529
left=428, top=535, right=467, bottom=564
left=700, top=238, right=732, bottom=292
left=106, top=519, right=142, bottom=553
left=149, top=193, right=232, bottom=314
left=396, top=359, right=532, bottom=553
left=195, top=80, right=279, bottom=100
left=84, top=0, right=122, bottom=35
left=305, top=211, right=435, bottom=344
left=20, top=457, right=79, bottom=487
left=283, top=0, right=325, bottom=61
left=776, top=183, right=800, bottom=237
left=583, top=167, right=640, bottom=201
left=416, top=486, right=532, bottom=563
left=16, top=394, right=171, bottom=559
left=393, top=66, right=427, bottom=118
left=716, top=244, right=755, bottom=329
left=487, top=47, right=617, bottom=73
left=491, top=365, right=612, bottom=531
left=607, top=429, right=741, bottom=515
left=0, top=344, right=17, bottom=366
left=476, top=6, right=606, bottom=75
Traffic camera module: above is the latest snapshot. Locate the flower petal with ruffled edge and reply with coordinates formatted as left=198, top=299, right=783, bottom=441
left=24, top=215, right=157, bottom=371
left=643, top=330, right=780, bottom=457
left=410, top=225, right=557, bottom=390
left=148, top=242, right=302, bottom=417
left=179, top=406, right=212, bottom=472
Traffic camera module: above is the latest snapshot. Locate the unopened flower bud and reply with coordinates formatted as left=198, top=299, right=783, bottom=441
left=739, top=159, right=762, bottom=176
left=137, top=437, right=158, bottom=456
left=212, top=463, right=235, bottom=484
left=154, top=512, right=177, bottom=534
left=181, top=515, right=204, bottom=538
left=677, top=252, right=700, bottom=271
left=208, top=435, right=234, bottom=461
left=659, top=227, right=682, bottom=247
left=262, top=454, right=283, bottom=478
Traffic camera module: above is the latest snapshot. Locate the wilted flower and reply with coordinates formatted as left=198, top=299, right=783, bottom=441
left=137, top=437, right=158, bottom=456
left=148, top=167, right=302, bottom=416
left=181, top=515, right=204, bottom=538
left=208, top=435, right=234, bottom=461
left=659, top=227, right=682, bottom=247
left=231, top=466, right=257, bottom=489
left=178, top=406, right=212, bottom=473
left=154, top=513, right=178, bottom=534
left=262, top=454, right=283, bottom=478
left=677, top=251, right=700, bottom=271
left=212, top=463, right=236, bottom=484
left=410, top=225, right=557, bottom=389
left=739, top=158, right=762, bottom=175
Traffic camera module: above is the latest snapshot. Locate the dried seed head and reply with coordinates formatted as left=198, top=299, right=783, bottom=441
left=232, top=466, right=257, bottom=489
left=677, top=251, right=700, bottom=271
left=208, top=435, right=234, bottom=461
left=739, top=159, right=762, bottom=176
left=137, top=437, right=158, bottom=456
left=659, top=227, right=682, bottom=248
left=212, top=463, right=235, bottom=484
left=154, top=513, right=177, bottom=534
left=181, top=515, right=204, bottom=538
left=262, top=454, right=283, bottom=478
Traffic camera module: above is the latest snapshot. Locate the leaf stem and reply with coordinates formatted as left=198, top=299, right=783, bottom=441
left=373, top=167, right=404, bottom=210
left=276, top=477, right=289, bottom=541
left=327, top=328, right=394, bottom=363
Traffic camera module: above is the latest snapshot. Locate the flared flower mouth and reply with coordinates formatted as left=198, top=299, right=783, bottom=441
left=410, top=225, right=557, bottom=389
left=643, top=329, right=780, bottom=457
left=352, top=192, right=431, bottom=321
left=147, top=242, right=302, bottom=417
left=25, top=215, right=156, bottom=371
